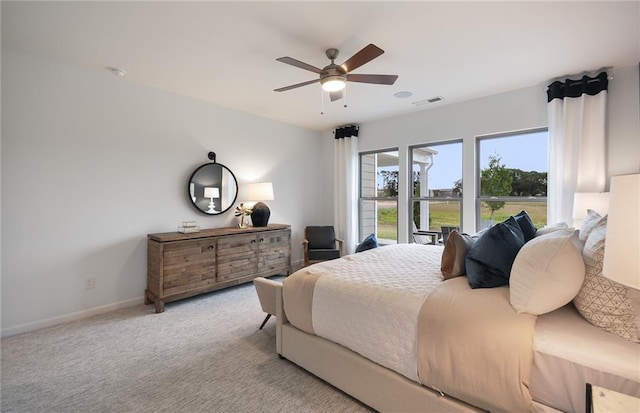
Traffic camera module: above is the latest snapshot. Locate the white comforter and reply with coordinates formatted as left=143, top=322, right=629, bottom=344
left=310, top=244, right=443, bottom=381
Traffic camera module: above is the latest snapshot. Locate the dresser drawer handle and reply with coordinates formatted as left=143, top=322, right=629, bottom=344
left=259, top=238, right=264, bottom=243
left=251, top=240, right=256, bottom=244
left=207, top=245, right=214, bottom=250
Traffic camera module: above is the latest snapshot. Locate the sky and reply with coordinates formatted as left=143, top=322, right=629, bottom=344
left=413, top=130, right=548, bottom=189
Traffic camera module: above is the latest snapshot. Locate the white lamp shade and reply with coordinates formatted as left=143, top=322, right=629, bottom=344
left=572, top=192, right=610, bottom=227
left=602, top=174, right=640, bottom=289
left=246, top=182, right=274, bottom=201
left=204, top=187, right=219, bottom=198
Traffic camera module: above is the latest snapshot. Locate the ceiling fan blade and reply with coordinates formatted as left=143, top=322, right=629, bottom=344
left=274, top=79, right=320, bottom=92
left=347, top=74, right=398, bottom=85
left=276, top=57, right=325, bottom=74
left=329, top=90, right=343, bottom=102
left=341, top=44, right=384, bottom=73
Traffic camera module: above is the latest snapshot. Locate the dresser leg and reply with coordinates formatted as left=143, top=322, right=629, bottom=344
left=145, top=290, right=165, bottom=313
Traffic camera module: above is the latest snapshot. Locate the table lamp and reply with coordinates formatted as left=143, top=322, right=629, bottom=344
left=247, top=182, right=274, bottom=227
left=602, top=174, right=640, bottom=289
left=204, top=187, right=220, bottom=214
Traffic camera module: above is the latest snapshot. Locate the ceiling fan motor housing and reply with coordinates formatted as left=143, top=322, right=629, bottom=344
left=321, top=48, right=347, bottom=91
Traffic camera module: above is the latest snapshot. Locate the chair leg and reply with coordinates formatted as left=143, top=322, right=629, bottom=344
left=259, top=314, right=272, bottom=330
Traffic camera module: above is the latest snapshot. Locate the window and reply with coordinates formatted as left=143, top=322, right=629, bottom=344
left=409, top=141, right=463, bottom=244
left=477, top=129, right=548, bottom=231
left=359, top=149, right=399, bottom=244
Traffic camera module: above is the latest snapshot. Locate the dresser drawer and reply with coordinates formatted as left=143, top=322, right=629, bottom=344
left=257, top=229, right=291, bottom=249
left=162, top=239, right=217, bottom=269
left=161, top=239, right=217, bottom=295
left=217, top=233, right=258, bottom=282
left=257, top=229, right=291, bottom=273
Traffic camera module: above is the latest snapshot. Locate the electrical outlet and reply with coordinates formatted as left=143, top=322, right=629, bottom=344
left=85, top=277, right=95, bottom=290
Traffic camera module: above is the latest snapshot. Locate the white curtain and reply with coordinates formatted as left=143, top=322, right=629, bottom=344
left=547, top=72, right=608, bottom=225
left=334, top=125, right=359, bottom=254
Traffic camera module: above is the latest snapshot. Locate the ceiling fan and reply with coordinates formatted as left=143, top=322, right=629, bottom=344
left=274, top=44, right=398, bottom=102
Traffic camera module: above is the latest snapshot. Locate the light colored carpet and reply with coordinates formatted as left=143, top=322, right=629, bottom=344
left=1, top=279, right=372, bottom=412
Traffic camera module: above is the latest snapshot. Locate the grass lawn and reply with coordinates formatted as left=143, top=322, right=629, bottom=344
left=376, top=201, right=547, bottom=241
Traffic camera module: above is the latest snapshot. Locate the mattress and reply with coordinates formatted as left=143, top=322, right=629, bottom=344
left=531, top=303, right=640, bottom=413
left=284, top=243, right=444, bottom=381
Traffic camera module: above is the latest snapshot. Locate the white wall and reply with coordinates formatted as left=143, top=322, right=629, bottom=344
left=607, top=64, right=640, bottom=177
left=1, top=49, right=332, bottom=336
left=348, top=64, right=640, bottom=242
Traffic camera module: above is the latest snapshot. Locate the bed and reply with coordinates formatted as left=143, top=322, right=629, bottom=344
left=275, top=216, right=640, bottom=413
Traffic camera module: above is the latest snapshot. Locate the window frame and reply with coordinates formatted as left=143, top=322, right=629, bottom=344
left=475, top=127, right=548, bottom=231
left=358, top=147, right=400, bottom=244
left=408, top=139, right=464, bottom=242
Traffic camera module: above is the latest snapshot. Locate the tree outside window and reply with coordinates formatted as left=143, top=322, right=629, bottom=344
left=477, top=130, right=548, bottom=230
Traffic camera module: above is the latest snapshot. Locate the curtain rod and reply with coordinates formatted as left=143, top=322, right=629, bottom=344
left=547, top=67, right=613, bottom=84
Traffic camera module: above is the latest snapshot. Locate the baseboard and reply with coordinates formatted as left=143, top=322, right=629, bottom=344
left=1, top=296, right=144, bottom=338
left=3, top=262, right=303, bottom=338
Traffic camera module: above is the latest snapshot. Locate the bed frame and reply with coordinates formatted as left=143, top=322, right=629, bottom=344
left=275, top=286, right=482, bottom=412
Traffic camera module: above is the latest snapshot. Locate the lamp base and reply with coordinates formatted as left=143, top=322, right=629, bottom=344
left=207, top=200, right=217, bottom=214
left=251, top=202, right=270, bottom=227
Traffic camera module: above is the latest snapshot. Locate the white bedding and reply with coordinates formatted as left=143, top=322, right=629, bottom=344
left=531, top=303, right=640, bottom=413
left=310, top=244, right=443, bottom=381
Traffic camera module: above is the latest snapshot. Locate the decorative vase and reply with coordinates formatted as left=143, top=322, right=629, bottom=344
left=238, top=214, right=249, bottom=229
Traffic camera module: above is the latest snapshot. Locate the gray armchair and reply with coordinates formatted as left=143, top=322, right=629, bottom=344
left=302, top=226, right=344, bottom=267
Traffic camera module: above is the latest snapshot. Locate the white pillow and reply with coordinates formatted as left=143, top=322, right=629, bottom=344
left=510, top=229, right=585, bottom=315
left=578, top=209, right=606, bottom=241
left=535, top=221, right=569, bottom=237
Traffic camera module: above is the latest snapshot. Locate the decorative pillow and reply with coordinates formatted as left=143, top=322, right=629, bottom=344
left=573, top=218, right=640, bottom=343
left=510, top=229, right=585, bottom=315
left=514, top=210, right=537, bottom=242
left=440, top=230, right=476, bottom=279
left=578, top=209, right=606, bottom=241
left=465, top=216, right=525, bottom=289
left=535, top=222, right=570, bottom=237
left=355, top=233, right=378, bottom=253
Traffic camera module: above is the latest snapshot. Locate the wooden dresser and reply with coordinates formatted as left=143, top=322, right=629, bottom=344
left=146, top=224, right=291, bottom=313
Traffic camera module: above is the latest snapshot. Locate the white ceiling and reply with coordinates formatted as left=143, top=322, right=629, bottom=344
left=2, top=1, right=639, bottom=131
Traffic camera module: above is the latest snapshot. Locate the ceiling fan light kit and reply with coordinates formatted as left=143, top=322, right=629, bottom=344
left=321, top=75, right=346, bottom=92
left=275, top=43, right=398, bottom=103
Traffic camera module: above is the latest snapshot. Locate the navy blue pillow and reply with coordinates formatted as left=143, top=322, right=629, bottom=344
left=514, top=210, right=537, bottom=242
left=465, top=216, right=525, bottom=288
left=356, top=233, right=379, bottom=253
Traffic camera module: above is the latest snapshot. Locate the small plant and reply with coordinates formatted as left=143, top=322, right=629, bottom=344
left=234, top=203, right=253, bottom=217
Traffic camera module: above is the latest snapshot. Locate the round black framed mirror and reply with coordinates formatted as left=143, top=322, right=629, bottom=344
left=187, top=159, right=238, bottom=215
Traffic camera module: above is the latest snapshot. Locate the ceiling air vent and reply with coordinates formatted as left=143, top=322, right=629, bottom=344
left=412, top=96, right=444, bottom=107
